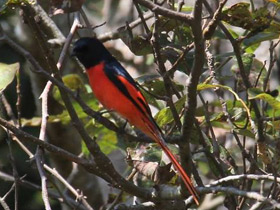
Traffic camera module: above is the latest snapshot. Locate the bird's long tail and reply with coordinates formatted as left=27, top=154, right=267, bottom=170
left=143, top=119, right=199, bottom=205
left=156, top=137, right=199, bottom=205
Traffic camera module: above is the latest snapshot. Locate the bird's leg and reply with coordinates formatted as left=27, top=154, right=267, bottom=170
left=98, top=109, right=113, bottom=115
left=95, top=109, right=114, bottom=122
left=121, top=120, right=128, bottom=131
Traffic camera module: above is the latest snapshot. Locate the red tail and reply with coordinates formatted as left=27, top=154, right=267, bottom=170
left=142, top=119, right=199, bottom=204
left=156, top=137, right=200, bottom=205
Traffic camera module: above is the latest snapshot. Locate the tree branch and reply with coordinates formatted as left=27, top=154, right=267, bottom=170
left=180, top=0, right=204, bottom=190
left=133, top=0, right=193, bottom=24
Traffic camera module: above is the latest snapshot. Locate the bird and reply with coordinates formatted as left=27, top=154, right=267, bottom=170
left=72, top=37, right=199, bottom=205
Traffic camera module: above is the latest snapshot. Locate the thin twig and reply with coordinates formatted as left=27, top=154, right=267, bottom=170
left=57, top=13, right=81, bottom=70
left=2, top=184, right=15, bottom=201
left=263, top=40, right=280, bottom=92
left=107, top=169, right=138, bottom=210
left=167, top=43, right=194, bottom=77
left=6, top=132, right=19, bottom=210
left=195, top=186, right=280, bottom=208
left=198, top=93, right=220, bottom=156
left=133, top=0, right=193, bottom=24
left=15, top=71, right=21, bottom=128
left=98, top=11, right=154, bottom=42
left=36, top=81, right=52, bottom=210
left=0, top=197, right=10, bottom=210
left=203, top=0, right=227, bottom=40
left=151, top=13, right=182, bottom=130
left=133, top=1, right=151, bottom=35
left=80, top=8, right=95, bottom=37
left=0, top=94, right=17, bottom=126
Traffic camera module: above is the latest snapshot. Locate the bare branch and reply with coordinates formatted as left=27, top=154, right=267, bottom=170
left=0, top=197, right=10, bottom=210
left=180, top=0, right=204, bottom=187
left=6, top=132, right=19, bottom=210
left=133, top=0, right=193, bottom=24
left=98, top=11, right=154, bottom=42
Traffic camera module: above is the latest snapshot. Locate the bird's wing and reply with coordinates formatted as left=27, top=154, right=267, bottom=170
left=104, top=61, right=152, bottom=117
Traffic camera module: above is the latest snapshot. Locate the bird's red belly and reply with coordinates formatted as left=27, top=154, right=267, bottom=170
left=87, top=63, right=142, bottom=127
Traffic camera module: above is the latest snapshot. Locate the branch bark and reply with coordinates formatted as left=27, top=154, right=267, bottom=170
left=180, top=0, right=204, bottom=192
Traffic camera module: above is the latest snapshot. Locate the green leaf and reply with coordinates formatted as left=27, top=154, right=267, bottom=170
left=144, top=144, right=164, bottom=162
left=197, top=161, right=210, bottom=175
left=21, top=117, right=42, bottom=127
left=243, top=20, right=280, bottom=48
left=0, top=0, right=29, bottom=14
left=197, top=83, right=218, bottom=91
left=198, top=83, right=251, bottom=120
left=249, top=92, right=280, bottom=110
left=119, top=34, right=153, bottom=56
left=154, top=96, right=186, bottom=127
left=200, top=112, right=224, bottom=125
left=221, top=2, right=252, bottom=29
left=250, top=7, right=271, bottom=32
left=230, top=107, right=246, bottom=122
left=160, top=46, right=191, bottom=73
left=265, top=20, right=280, bottom=33
left=245, top=42, right=261, bottom=53
left=142, top=79, right=184, bottom=97
left=85, top=121, right=118, bottom=155
left=97, top=129, right=118, bottom=155
left=6, top=0, right=28, bottom=3
left=222, top=3, right=271, bottom=32
left=247, top=88, right=264, bottom=97
left=0, top=0, right=8, bottom=13
left=211, top=121, right=231, bottom=130
left=0, top=62, right=19, bottom=92
left=50, top=73, right=100, bottom=125
left=226, top=27, right=241, bottom=39
left=235, top=128, right=254, bottom=138
left=81, top=141, right=90, bottom=156
left=49, top=93, right=99, bottom=124
left=53, top=74, right=87, bottom=104
left=231, top=56, right=266, bottom=89
left=174, top=25, right=193, bottom=45
left=243, top=32, right=279, bottom=47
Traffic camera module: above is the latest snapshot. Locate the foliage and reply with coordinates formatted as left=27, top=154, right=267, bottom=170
left=0, top=62, right=19, bottom=92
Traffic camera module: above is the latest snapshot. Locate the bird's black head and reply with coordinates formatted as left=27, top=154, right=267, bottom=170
left=72, top=37, right=114, bottom=69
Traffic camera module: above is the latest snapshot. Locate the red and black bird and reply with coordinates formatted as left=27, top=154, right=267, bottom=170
left=72, top=37, right=199, bottom=204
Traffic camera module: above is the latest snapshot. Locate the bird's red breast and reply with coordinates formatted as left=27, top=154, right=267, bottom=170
left=87, top=62, right=156, bottom=137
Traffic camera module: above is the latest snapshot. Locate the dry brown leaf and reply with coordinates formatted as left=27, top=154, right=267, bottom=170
left=126, top=153, right=175, bottom=184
